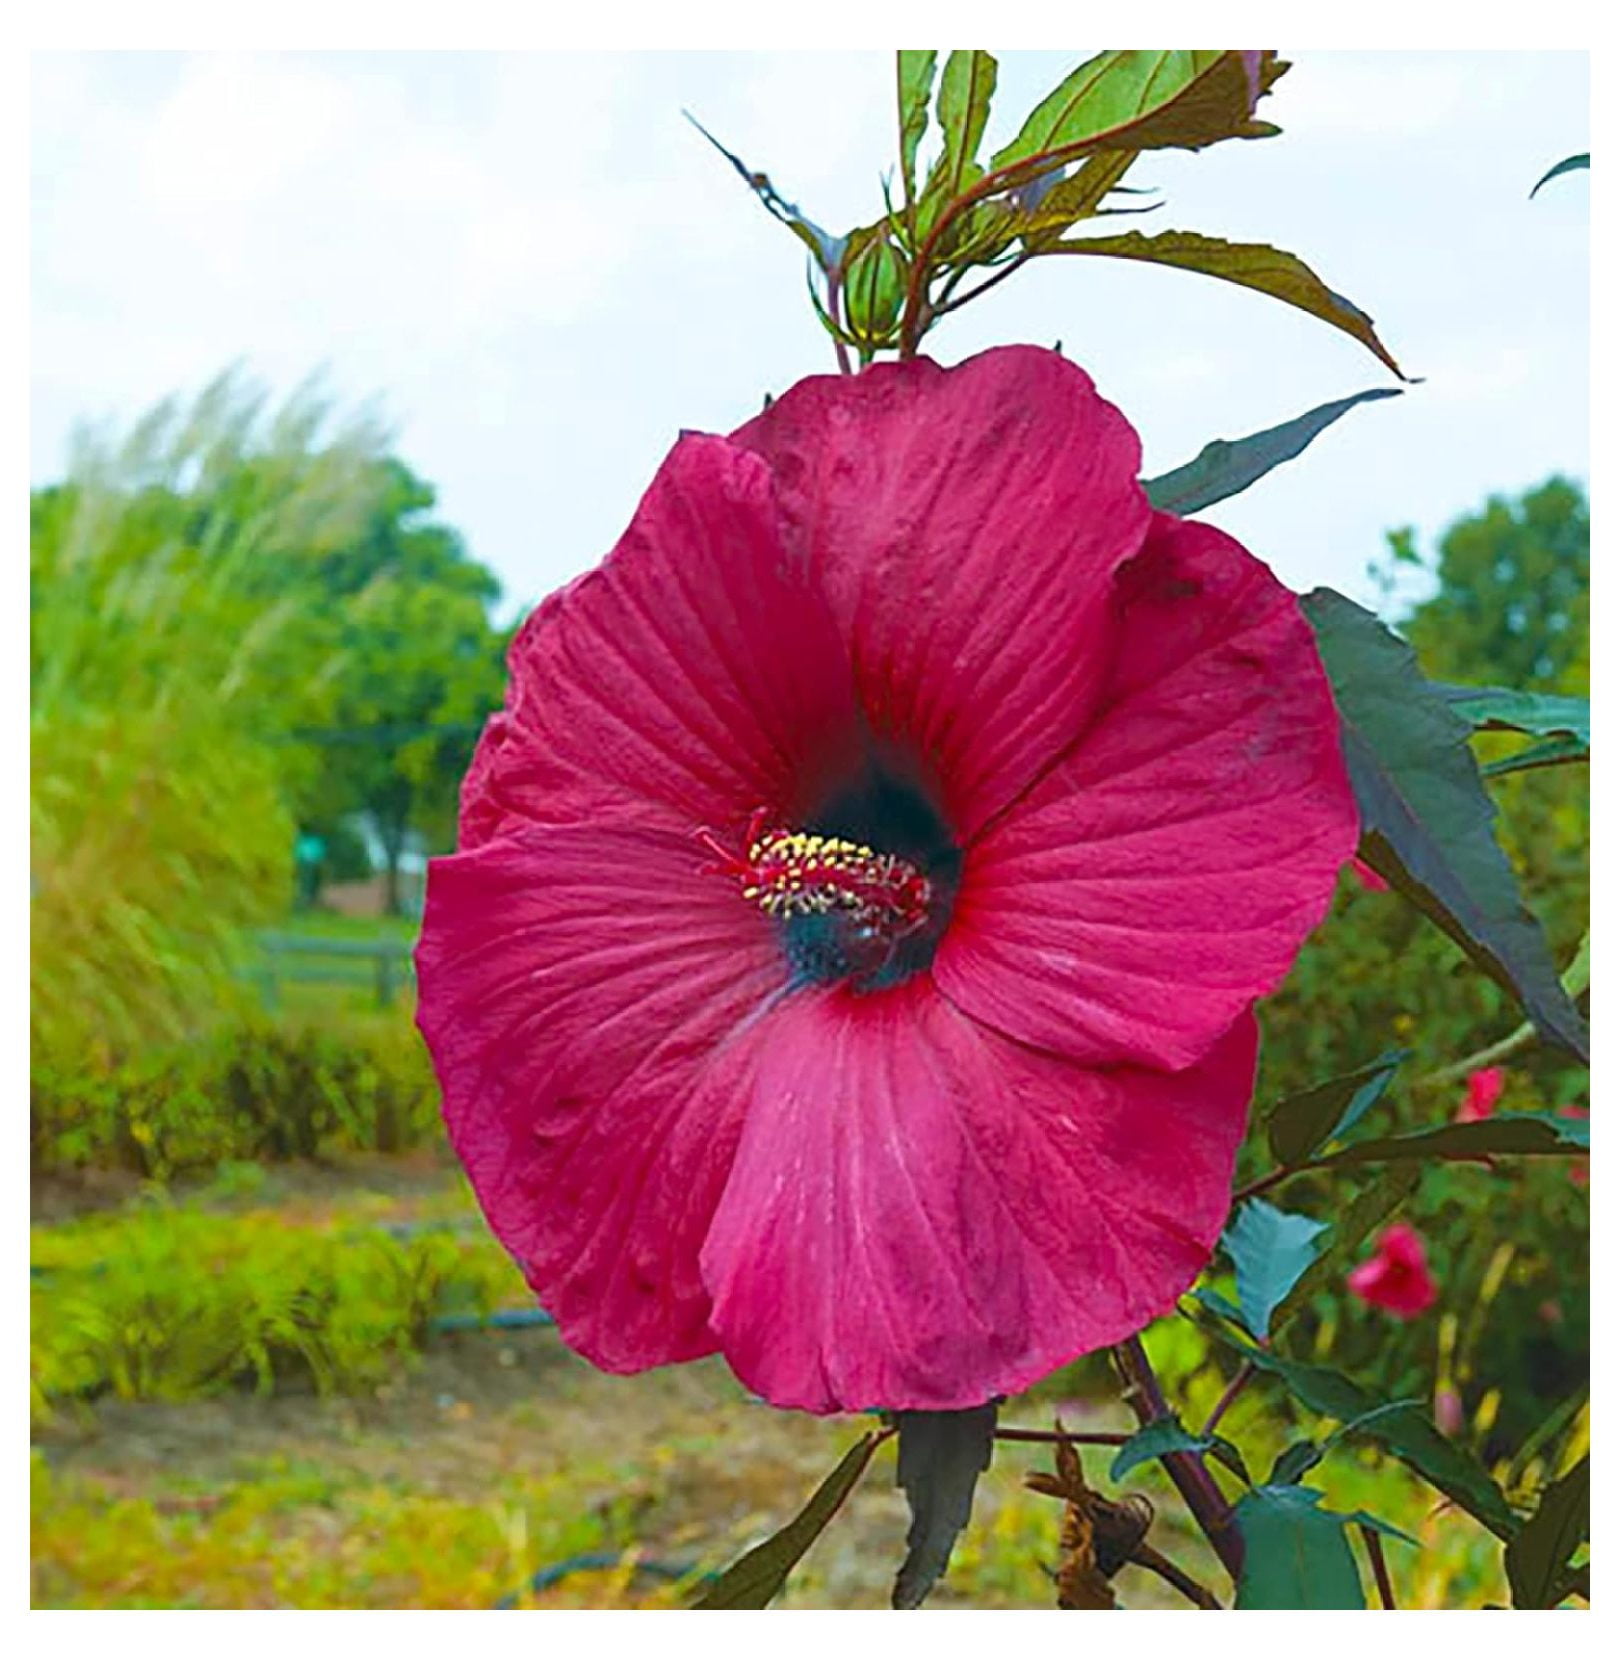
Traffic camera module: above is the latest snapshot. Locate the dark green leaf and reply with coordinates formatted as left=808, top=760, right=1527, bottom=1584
left=1302, top=589, right=1588, bottom=1064
left=891, top=1403, right=997, bottom=1609
left=1233, top=1486, right=1365, bottom=1609
left=1530, top=152, right=1589, bottom=198
left=1223, top=1199, right=1330, bottom=1341
left=1481, top=733, right=1590, bottom=777
left=1190, top=1285, right=1245, bottom=1327
left=1506, top=1455, right=1589, bottom=1608
left=1144, top=388, right=1402, bottom=517
left=1052, top=230, right=1408, bottom=378
left=991, top=51, right=1286, bottom=173
left=1344, top=1510, right=1421, bottom=1547
left=930, top=51, right=998, bottom=202
left=1437, top=684, right=1589, bottom=747
left=1207, top=1436, right=1253, bottom=1486
left=1273, top=1164, right=1423, bottom=1330
left=1318, top=1110, right=1588, bottom=1171
left=1270, top=1441, right=1323, bottom=1485
left=685, top=113, right=845, bottom=273
left=1195, top=1325, right=1519, bottom=1541
left=1109, top=1416, right=1213, bottom=1483
left=1266, top=1049, right=1407, bottom=1166
left=691, top=1432, right=886, bottom=1608
left=896, top=52, right=938, bottom=208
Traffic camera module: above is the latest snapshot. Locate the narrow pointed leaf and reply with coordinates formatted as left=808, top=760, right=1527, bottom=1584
left=1233, top=1486, right=1365, bottom=1608
left=1302, top=589, right=1588, bottom=1064
left=1505, top=1455, right=1589, bottom=1608
left=1437, top=685, right=1588, bottom=747
left=1317, top=1110, right=1588, bottom=1170
left=1481, top=734, right=1589, bottom=777
left=1273, top=1163, right=1422, bottom=1329
left=1344, top=1510, right=1421, bottom=1547
left=891, top=1403, right=997, bottom=1609
left=929, top=51, right=998, bottom=202
left=1530, top=152, right=1589, bottom=198
left=1109, top=1416, right=1213, bottom=1483
left=1223, top=1199, right=1330, bottom=1340
left=1144, top=388, right=1403, bottom=517
left=1054, top=230, right=1407, bottom=377
left=991, top=51, right=1286, bottom=173
left=1194, top=1326, right=1520, bottom=1541
left=1267, top=1049, right=1408, bottom=1166
left=896, top=51, right=938, bottom=207
left=692, top=1431, right=886, bottom=1608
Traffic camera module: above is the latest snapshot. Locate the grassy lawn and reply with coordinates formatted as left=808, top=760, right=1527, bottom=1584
left=30, top=1160, right=1520, bottom=1610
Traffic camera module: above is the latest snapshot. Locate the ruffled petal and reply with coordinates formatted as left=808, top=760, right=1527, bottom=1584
left=415, top=823, right=784, bottom=1370
left=700, top=980, right=1256, bottom=1413
left=936, top=514, right=1357, bottom=1071
left=732, top=346, right=1151, bottom=841
left=461, top=432, right=860, bottom=848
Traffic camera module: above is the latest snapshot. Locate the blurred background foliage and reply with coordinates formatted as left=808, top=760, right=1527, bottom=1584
left=29, top=376, right=1587, bottom=1607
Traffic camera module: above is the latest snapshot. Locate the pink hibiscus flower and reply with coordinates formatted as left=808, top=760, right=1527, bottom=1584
left=416, top=346, right=1358, bottom=1413
left=1455, top=1065, right=1506, bottom=1123
left=1347, top=1223, right=1438, bottom=1319
left=1349, top=856, right=1389, bottom=893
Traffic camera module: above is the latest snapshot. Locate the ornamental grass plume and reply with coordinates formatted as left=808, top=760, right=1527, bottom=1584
left=416, top=346, right=1358, bottom=1413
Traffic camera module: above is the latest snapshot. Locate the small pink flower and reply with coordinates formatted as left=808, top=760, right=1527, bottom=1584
left=1347, top=1223, right=1438, bottom=1319
left=1455, top=1066, right=1505, bottom=1123
left=1433, top=1385, right=1464, bottom=1437
left=1349, top=856, right=1390, bottom=893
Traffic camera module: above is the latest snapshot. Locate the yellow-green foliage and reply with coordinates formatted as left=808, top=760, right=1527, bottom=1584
left=30, top=373, right=392, bottom=1064
left=31, top=1199, right=526, bottom=1419
left=32, top=1010, right=441, bottom=1177
left=31, top=1453, right=678, bottom=1610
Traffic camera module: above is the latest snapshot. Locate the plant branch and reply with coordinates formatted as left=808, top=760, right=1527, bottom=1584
left=1129, top=1541, right=1222, bottom=1609
left=1359, top=1524, right=1397, bottom=1609
left=1201, top=1362, right=1255, bottom=1437
left=1112, top=1335, right=1244, bottom=1583
left=994, top=1427, right=1131, bottom=1446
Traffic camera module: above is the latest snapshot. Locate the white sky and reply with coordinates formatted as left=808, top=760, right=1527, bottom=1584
left=30, top=49, right=1590, bottom=618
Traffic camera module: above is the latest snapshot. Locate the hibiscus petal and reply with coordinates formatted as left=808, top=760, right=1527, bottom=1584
left=700, top=980, right=1256, bottom=1414
left=733, top=346, right=1151, bottom=842
left=461, top=433, right=859, bottom=847
left=415, top=823, right=785, bottom=1370
left=936, top=513, right=1357, bottom=1071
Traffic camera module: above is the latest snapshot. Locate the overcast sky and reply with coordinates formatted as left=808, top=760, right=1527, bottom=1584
left=31, top=50, right=1589, bottom=618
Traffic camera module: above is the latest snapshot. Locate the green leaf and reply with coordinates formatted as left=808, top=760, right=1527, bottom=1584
left=891, top=1404, right=997, bottom=1609
left=1266, top=1049, right=1408, bottom=1167
left=929, top=51, right=998, bottom=203
left=1223, top=1199, right=1330, bottom=1341
left=1345, top=1510, right=1421, bottom=1547
left=991, top=51, right=1286, bottom=174
left=1052, top=230, right=1407, bottom=378
left=843, top=233, right=909, bottom=344
left=1272, top=1163, right=1422, bottom=1330
left=1301, top=589, right=1589, bottom=1065
left=1190, top=1285, right=1245, bottom=1327
left=1317, top=1110, right=1588, bottom=1171
left=1481, top=733, right=1590, bottom=777
left=1269, top=1441, right=1323, bottom=1485
left=1437, top=684, right=1589, bottom=747
left=1530, top=152, right=1589, bottom=198
left=685, top=113, right=846, bottom=273
left=1506, top=1455, right=1589, bottom=1607
left=691, top=1432, right=886, bottom=1608
left=896, top=52, right=938, bottom=209
left=1195, top=1326, right=1520, bottom=1541
left=1233, top=1486, right=1366, bottom=1609
left=1109, top=1416, right=1213, bottom=1483
left=1144, top=388, right=1402, bottom=517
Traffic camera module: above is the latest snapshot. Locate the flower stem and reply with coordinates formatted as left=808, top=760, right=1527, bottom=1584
left=1201, top=1361, right=1255, bottom=1437
left=1113, top=1335, right=1245, bottom=1584
left=994, top=1428, right=1131, bottom=1446
left=1359, top=1524, right=1397, bottom=1609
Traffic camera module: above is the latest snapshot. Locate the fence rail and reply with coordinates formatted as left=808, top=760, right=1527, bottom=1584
left=254, top=930, right=416, bottom=1010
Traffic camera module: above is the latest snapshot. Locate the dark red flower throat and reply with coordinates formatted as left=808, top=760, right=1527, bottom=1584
left=698, top=761, right=962, bottom=991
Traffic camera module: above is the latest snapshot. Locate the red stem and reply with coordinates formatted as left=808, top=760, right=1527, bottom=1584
left=1114, top=1335, right=1245, bottom=1584
left=1360, top=1524, right=1397, bottom=1609
left=1201, top=1361, right=1255, bottom=1437
left=994, top=1428, right=1130, bottom=1446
